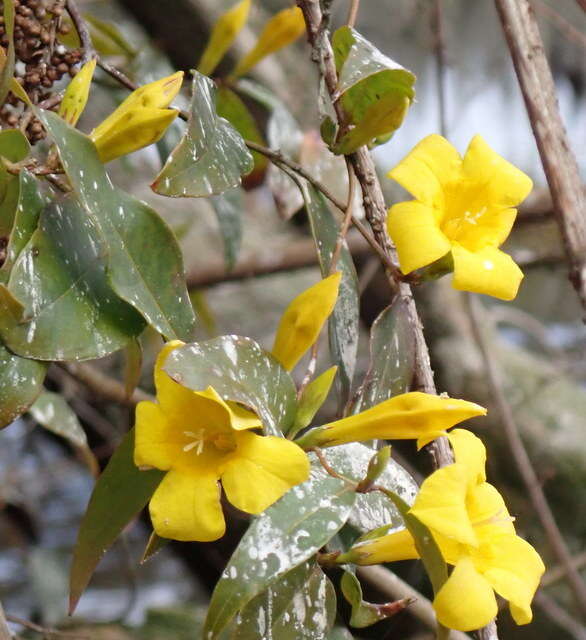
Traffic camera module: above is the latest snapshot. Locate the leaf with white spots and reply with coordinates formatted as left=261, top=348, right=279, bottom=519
left=320, top=443, right=418, bottom=533
left=152, top=72, right=253, bottom=198
left=0, top=341, right=46, bottom=429
left=300, top=182, right=359, bottom=408
left=163, top=335, right=296, bottom=436
left=210, top=188, right=242, bottom=270
left=203, top=463, right=356, bottom=638
left=233, top=562, right=337, bottom=639
left=37, top=109, right=196, bottom=342
left=352, top=298, right=415, bottom=413
left=0, top=196, right=144, bottom=361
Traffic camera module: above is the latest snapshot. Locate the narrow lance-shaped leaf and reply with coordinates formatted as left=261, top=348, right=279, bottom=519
left=197, top=0, right=251, bottom=76
left=38, top=109, right=196, bottom=342
left=123, top=338, right=142, bottom=400
left=203, top=463, right=356, bottom=638
left=299, top=182, right=359, bottom=407
left=353, top=298, right=415, bottom=414
left=0, top=196, right=145, bottom=361
left=152, top=72, right=253, bottom=198
left=0, top=342, right=47, bottom=429
left=290, top=366, right=337, bottom=437
left=29, top=390, right=98, bottom=475
left=231, top=6, right=305, bottom=78
left=69, top=429, right=164, bottom=613
left=164, top=336, right=297, bottom=436
left=209, top=187, right=243, bottom=271
left=59, top=58, right=97, bottom=126
left=233, top=562, right=337, bottom=640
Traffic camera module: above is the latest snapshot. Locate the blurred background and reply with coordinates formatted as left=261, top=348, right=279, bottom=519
left=0, top=0, right=584, bottom=638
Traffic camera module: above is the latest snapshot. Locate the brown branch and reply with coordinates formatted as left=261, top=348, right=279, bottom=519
left=465, top=293, right=586, bottom=617
left=534, top=592, right=586, bottom=640
left=543, top=551, right=586, bottom=588
left=0, top=601, right=11, bottom=640
left=430, top=0, right=448, bottom=137
left=59, top=362, right=153, bottom=407
left=296, top=0, right=453, bottom=471
left=346, top=0, right=360, bottom=28
left=65, top=0, right=94, bottom=64
left=5, top=613, right=90, bottom=639
left=532, top=0, right=586, bottom=50
left=495, top=0, right=586, bottom=318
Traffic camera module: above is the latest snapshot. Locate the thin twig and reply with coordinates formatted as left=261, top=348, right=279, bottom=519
left=495, top=0, right=586, bottom=318
left=430, top=0, right=448, bottom=137
left=307, top=447, right=353, bottom=482
left=543, top=551, right=586, bottom=588
left=534, top=592, right=586, bottom=640
left=532, top=0, right=586, bottom=50
left=346, top=0, right=360, bottom=28
left=465, top=293, right=586, bottom=617
left=65, top=0, right=94, bottom=64
left=5, top=613, right=90, bottom=639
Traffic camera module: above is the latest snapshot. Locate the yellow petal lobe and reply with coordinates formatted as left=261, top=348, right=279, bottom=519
left=149, top=468, right=225, bottom=542
left=433, top=557, right=498, bottom=631
left=272, top=272, right=341, bottom=371
left=220, top=431, right=310, bottom=514
left=134, top=401, right=177, bottom=470
left=351, top=528, right=419, bottom=565
left=448, top=428, right=487, bottom=486
left=451, top=244, right=524, bottom=301
left=387, top=200, right=451, bottom=274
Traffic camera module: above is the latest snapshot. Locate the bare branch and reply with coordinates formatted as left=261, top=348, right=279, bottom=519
left=495, top=0, right=586, bottom=318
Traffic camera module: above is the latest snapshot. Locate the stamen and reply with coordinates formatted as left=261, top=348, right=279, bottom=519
left=183, top=429, right=205, bottom=454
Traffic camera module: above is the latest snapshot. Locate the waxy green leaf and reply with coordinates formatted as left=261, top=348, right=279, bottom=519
left=320, top=443, right=417, bottom=533
left=290, top=366, right=337, bottom=438
left=38, top=109, right=196, bottom=342
left=152, top=72, right=253, bottom=198
left=203, top=464, right=356, bottom=638
left=353, top=298, right=415, bottom=413
left=0, top=130, right=31, bottom=239
left=0, top=196, right=144, bottom=361
left=210, top=188, right=243, bottom=270
left=69, top=429, right=164, bottom=613
left=233, top=562, right=336, bottom=639
left=300, top=183, right=359, bottom=407
left=0, top=342, right=46, bottom=429
left=330, top=27, right=415, bottom=154
left=164, top=335, right=296, bottom=436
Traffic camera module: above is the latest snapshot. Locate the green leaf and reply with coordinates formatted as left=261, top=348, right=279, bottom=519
left=319, top=443, right=417, bottom=533
left=123, top=338, right=143, bottom=400
left=163, top=336, right=296, bottom=436
left=353, top=299, right=415, bottom=413
left=0, top=342, right=46, bottom=429
left=330, top=27, right=415, bottom=154
left=289, top=366, right=337, bottom=438
left=141, top=531, right=168, bottom=564
left=69, top=429, right=164, bottom=613
left=216, top=86, right=267, bottom=179
left=0, top=196, right=145, bottom=361
left=152, top=72, right=253, bottom=198
left=0, top=170, right=44, bottom=279
left=383, top=490, right=448, bottom=596
left=300, top=183, right=359, bottom=407
left=0, top=0, right=15, bottom=106
left=84, top=13, right=137, bottom=59
left=340, top=570, right=410, bottom=628
left=232, top=562, right=337, bottom=640
left=29, top=390, right=98, bottom=474
left=0, top=130, right=31, bottom=238
left=203, top=465, right=356, bottom=638
left=210, top=188, right=242, bottom=271
left=38, top=109, right=196, bottom=342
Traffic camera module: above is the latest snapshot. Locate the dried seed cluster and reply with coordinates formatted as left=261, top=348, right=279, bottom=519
left=0, top=0, right=83, bottom=142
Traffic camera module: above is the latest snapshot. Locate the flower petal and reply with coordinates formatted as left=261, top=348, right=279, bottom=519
left=388, top=134, right=462, bottom=206
left=272, top=272, right=341, bottom=371
left=387, top=201, right=452, bottom=274
left=410, top=463, right=478, bottom=547
left=451, top=244, right=524, bottom=301
left=477, top=532, right=544, bottom=625
left=433, top=557, right=498, bottom=631
left=448, top=428, right=487, bottom=486
left=467, top=482, right=515, bottom=537
left=220, top=431, right=310, bottom=514
left=134, top=401, right=179, bottom=470
left=350, top=528, right=419, bottom=565
left=462, top=135, right=533, bottom=208
left=149, top=467, right=225, bottom=542
left=301, top=391, right=486, bottom=449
